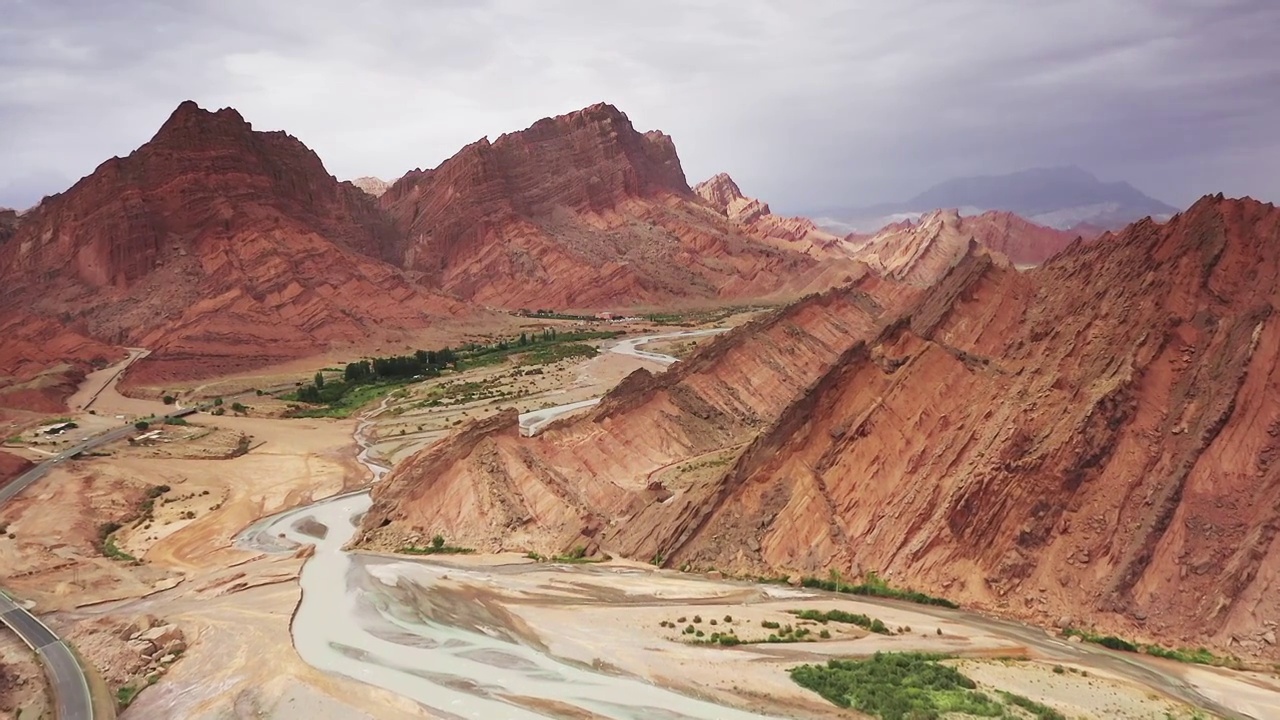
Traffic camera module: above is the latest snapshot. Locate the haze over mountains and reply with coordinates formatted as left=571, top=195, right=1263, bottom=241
left=812, top=166, right=1180, bottom=234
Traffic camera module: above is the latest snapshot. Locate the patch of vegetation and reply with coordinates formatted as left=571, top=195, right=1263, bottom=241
left=515, top=342, right=598, bottom=366
left=134, top=420, right=150, bottom=431
left=549, top=545, right=607, bottom=564
left=399, top=534, right=475, bottom=556
left=1000, top=691, right=1067, bottom=720
left=789, top=653, right=1009, bottom=720
left=1063, top=628, right=1243, bottom=669
left=164, top=416, right=189, bottom=426
left=801, top=570, right=960, bottom=609
left=100, top=532, right=137, bottom=563
left=790, top=609, right=891, bottom=635
left=115, top=673, right=159, bottom=710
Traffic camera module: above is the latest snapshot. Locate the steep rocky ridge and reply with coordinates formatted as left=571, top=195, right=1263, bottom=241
left=380, top=105, right=854, bottom=308
left=694, top=173, right=849, bottom=258
left=668, top=195, right=1280, bottom=655
left=852, top=209, right=1076, bottom=283
left=360, top=195, right=1280, bottom=656
left=0, top=101, right=463, bottom=390
left=356, top=277, right=912, bottom=554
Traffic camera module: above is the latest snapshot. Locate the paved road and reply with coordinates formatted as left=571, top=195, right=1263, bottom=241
left=1, top=406, right=195, bottom=719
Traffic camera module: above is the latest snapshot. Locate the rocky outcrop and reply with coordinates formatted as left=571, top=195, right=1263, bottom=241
left=0, top=450, right=33, bottom=489
left=350, top=176, right=391, bottom=197
left=380, top=105, right=853, bottom=308
left=851, top=208, right=1077, bottom=284
left=0, top=101, right=463, bottom=392
left=694, top=173, right=850, bottom=258
left=361, top=195, right=1280, bottom=657
left=0, top=312, right=122, bottom=412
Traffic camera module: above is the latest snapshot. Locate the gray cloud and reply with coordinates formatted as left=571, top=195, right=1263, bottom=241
left=1, top=0, right=1277, bottom=212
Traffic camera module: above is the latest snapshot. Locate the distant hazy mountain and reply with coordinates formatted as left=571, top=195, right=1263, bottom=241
left=813, top=166, right=1178, bottom=233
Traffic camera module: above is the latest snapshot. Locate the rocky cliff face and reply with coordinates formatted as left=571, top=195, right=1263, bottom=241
left=0, top=101, right=463, bottom=391
left=360, top=195, right=1280, bottom=657
left=0, top=312, right=122, bottom=412
left=380, top=105, right=850, bottom=308
left=350, top=176, right=391, bottom=197
left=694, top=173, right=850, bottom=258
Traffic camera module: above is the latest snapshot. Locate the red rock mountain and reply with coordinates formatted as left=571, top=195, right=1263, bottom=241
left=358, top=195, right=1280, bottom=658
left=379, top=104, right=853, bottom=309
left=852, top=209, right=1078, bottom=284
left=0, top=101, right=464, bottom=392
left=693, top=173, right=849, bottom=258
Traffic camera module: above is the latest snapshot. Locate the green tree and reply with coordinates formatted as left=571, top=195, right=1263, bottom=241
left=431, top=534, right=445, bottom=549
left=161, top=394, right=175, bottom=405
left=231, top=402, right=247, bottom=415
left=134, top=420, right=150, bottom=431
left=519, top=332, right=528, bottom=346
left=314, top=372, right=325, bottom=389
left=213, top=397, right=224, bottom=406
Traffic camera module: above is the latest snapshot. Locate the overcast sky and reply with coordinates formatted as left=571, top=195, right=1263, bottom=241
left=2, top=0, right=1277, bottom=213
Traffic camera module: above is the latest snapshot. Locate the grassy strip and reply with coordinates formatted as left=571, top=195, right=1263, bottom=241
left=800, top=571, right=960, bottom=609
left=790, top=609, right=891, bottom=634
left=1062, top=628, right=1243, bottom=669
left=525, top=546, right=606, bottom=564
left=399, top=534, right=475, bottom=555
left=286, top=379, right=413, bottom=418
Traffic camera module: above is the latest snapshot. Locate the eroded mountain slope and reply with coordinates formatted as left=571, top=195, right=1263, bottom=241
left=362, top=195, right=1280, bottom=656
left=380, top=104, right=855, bottom=309
left=670, top=195, right=1280, bottom=655
left=356, top=280, right=908, bottom=555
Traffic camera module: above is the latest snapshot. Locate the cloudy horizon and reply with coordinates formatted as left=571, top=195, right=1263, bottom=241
left=2, top=0, right=1277, bottom=214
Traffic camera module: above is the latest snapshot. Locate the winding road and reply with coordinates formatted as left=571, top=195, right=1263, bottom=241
left=0, top=349, right=199, bottom=720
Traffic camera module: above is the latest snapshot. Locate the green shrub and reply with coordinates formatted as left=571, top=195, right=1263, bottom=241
left=790, top=653, right=1004, bottom=719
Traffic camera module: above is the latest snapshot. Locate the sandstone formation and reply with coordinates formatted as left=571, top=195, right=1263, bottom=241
left=0, top=450, right=33, bottom=489
left=360, top=195, right=1280, bottom=657
left=694, top=173, right=850, bottom=258
left=0, top=101, right=463, bottom=391
left=350, top=176, right=391, bottom=197
left=0, top=312, right=122, bottom=412
left=379, top=104, right=855, bottom=308
left=852, top=209, right=1077, bottom=283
